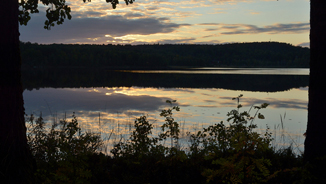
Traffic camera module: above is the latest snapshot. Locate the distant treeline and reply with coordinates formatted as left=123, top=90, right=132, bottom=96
left=20, top=42, right=309, bottom=68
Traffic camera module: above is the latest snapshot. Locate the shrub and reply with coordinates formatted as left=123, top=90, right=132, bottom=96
left=26, top=96, right=306, bottom=183
left=26, top=113, right=103, bottom=183
left=188, top=94, right=273, bottom=183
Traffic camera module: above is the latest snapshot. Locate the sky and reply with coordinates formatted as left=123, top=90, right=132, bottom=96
left=19, top=0, right=310, bottom=46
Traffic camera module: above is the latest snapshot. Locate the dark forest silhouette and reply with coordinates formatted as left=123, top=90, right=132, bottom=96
left=20, top=42, right=309, bottom=69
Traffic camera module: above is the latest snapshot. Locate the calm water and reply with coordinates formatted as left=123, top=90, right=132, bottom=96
left=23, top=68, right=309, bottom=152
left=122, top=68, right=309, bottom=75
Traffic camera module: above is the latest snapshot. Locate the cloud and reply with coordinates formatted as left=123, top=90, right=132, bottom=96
left=201, top=34, right=217, bottom=38
left=154, top=38, right=196, bottom=44
left=124, top=37, right=197, bottom=45
left=207, top=0, right=254, bottom=5
left=205, top=28, right=219, bottom=31
left=19, top=0, right=309, bottom=45
left=195, top=105, right=219, bottom=108
left=249, top=11, right=260, bottom=15
left=297, top=42, right=310, bottom=48
left=203, top=99, right=217, bottom=103
left=160, top=88, right=196, bottom=93
left=298, top=87, right=308, bottom=91
left=19, top=12, right=189, bottom=44
left=220, top=23, right=310, bottom=35
left=123, top=12, right=145, bottom=18
left=198, top=22, right=309, bottom=35
left=192, top=40, right=222, bottom=44
left=198, top=23, right=220, bottom=26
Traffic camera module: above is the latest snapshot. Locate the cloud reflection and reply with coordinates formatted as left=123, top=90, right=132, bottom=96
left=24, top=86, right=308, bottom=146
left=218, top=96, right=308, bottom=110
left=23, top=88, right=170, bottom=116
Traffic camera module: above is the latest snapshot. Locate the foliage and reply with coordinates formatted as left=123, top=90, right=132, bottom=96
left=188, top=94, right=273, bottom=183
left=109, top=100, right=192, bottom=183
left=111, top=100, right=184, bottom=159
left=159, top=100, right=180, bottom=149
left=19, top=0, right=134, bottom=29
left=26, top=96, right=309, bottom=183
left=26, top=113, right=103, bottom=183
left=111, top=115, right=164, bottom=159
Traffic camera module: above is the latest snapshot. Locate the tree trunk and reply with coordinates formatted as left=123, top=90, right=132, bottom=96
left=0, top=0, right=34, bottom=183
left=304, top=0, right=326, bottom=181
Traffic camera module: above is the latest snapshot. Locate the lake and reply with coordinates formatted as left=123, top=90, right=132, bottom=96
left=23, top=68, right=309, bottom=153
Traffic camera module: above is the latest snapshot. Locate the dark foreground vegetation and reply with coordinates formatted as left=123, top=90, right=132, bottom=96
left=20, top=42, right=309, bottom=69
left=26, top=96, right=312, bottom=184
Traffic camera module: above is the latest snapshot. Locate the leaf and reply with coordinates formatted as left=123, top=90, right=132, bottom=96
left=258, top=113, right=265, bottom=119
left=261, top=103, right=269, bottom=109
left=254, top=106, right=261, bottom=109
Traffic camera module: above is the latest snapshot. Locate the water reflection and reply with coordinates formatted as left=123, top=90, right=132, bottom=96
left=24, top=86, right=308, bottom=152
left=22, top=69, right=309, bottom=92
left=23, top=68, right=308, bottom=153
left=121, top=68, right=309, bottom=75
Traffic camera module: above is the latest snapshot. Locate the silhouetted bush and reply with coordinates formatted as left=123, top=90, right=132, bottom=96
left=26, top=96, right=308, bottom=183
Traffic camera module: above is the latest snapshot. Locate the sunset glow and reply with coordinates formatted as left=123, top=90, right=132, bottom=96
left=19, top=0, right=309, bottom=46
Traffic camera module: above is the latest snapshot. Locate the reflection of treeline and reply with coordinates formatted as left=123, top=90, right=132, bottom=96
left=22, top=69, right=309, bottom=92
left=20, top=41, right=309, bottom=68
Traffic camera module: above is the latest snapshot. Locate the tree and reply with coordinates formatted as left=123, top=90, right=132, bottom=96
left=0, top=0, right=133, bottom=183
left=304, top=0, right=326, bottom=181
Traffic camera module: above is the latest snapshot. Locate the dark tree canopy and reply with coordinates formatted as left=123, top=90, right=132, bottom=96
left=19, top=42, right=310, bottom=68
left=18, top=0, right=134, bottom=29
